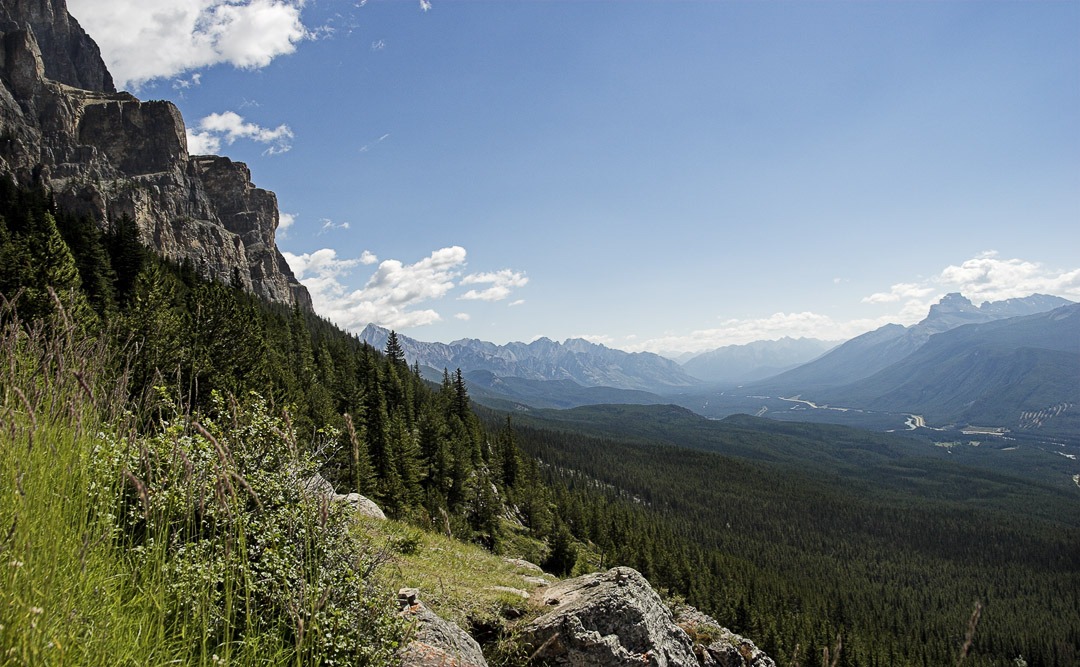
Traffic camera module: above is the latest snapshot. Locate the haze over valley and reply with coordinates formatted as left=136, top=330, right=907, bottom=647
left=2, top=1, right=1078, bottom=666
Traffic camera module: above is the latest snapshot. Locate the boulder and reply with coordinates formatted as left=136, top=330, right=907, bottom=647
left=302, top=473, right=386, bottom=520
left=399, top=592, right=488, bottom=667
left=332, top=492, right=386, bottom=520
left=674, top=604, right=776, bottom=667
left=523, top=566, right=698, bottom=666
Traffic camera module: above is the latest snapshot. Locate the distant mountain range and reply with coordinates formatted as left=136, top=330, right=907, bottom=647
left=680, top=337, right=838, bottom=383
left=359, top=325, right=700, bottom=392
left=751, top=293, right=1072, bottom=393
left=816, top=302, right=1079, bottom=435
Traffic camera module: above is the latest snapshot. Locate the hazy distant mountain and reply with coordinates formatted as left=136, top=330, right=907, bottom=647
left=462, top=370, right=668, bottom=410
left=359, top=325, right=700, bottom=392
left=753, top=293, right=1072, bottom=392
left=681, top=337, right=837, bottom=383
left=817, top=303, right=1080, bottom=435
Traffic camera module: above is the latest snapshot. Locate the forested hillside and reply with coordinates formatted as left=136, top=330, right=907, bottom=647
left=3, top=183, right=1078, bottom=665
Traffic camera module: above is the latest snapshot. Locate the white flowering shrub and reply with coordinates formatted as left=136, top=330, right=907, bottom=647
left=102, top=391, right=405, bottom=665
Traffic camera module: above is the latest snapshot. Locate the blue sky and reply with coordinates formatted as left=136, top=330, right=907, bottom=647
left=70, top=0, right=1079, bottom=355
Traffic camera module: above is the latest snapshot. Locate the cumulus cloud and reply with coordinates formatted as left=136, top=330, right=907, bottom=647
left=359, top=250, right=378, bottom=265
left=937, top=251, right=1080, bottom=303
left=459, top=269, right=529, bottom=302
left=283, top=246, right=468, bottom=330
left=862, top=282, right=936, bottom=304
left=631, top=251, right=1079, bottom=356
left=508, top=299, right=525, bottom=307
left=186, top=111, right=293, bottom=155
left=69, top=0, right=309, bottom=89
left=454, top=313, right=471, bottom=321
left=862, top=251, right=1080, bottom=307
left=277, top=211, right=295, bottom=235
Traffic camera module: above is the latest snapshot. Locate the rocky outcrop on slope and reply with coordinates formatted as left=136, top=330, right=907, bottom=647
left=399, top=589, right=489, bottom=667
left=673, top=604, right=776, bottom=667
left=523, top=566, right=700, bottom=666
left=0, top=0, right=310, bottom=309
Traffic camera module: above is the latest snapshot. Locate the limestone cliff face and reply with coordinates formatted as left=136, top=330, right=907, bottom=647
left=0, top=0, right=311, bottom=310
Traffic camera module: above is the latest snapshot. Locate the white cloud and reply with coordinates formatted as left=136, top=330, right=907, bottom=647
left=861, top=251, right=1080, bottom=307
left=459, top=269, right=529, bottom=301
left=186, top=111, right=293, bottom=155
left=318, top=218, right=350, bottom=234
left=508, top=299, right=525, bottom=307
left=862, top=282, right=936, bottom=304
left=631, top=251, right=1079, bottom=356
left=69, top=0, right=309, bottom=89
left=419, top=0, right=432, bottom=12
left=277, top=211, right=295, bottom=235
left=360, top=250, right=378, bottom=265
left=454, top=313, right=471, bottom=321
left=284, top=246, right=468, bottom=330
left=371, top=39, right=386, bottom=51
left=937, top=252, right=1080, bottom=303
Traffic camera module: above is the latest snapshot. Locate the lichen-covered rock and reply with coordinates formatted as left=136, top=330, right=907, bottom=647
left=400, top=598, right=489, bottom=667
left=523, top=566, right=698, bottom=666
left=0, top=0, right=311, bottom=310
left=674, top=604, right=776, bottom=667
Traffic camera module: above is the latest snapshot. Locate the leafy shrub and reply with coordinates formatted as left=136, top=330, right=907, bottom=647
left=99, top=390, right=407, bottom=665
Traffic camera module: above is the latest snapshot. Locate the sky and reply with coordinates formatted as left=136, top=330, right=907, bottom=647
left=68, top=0, right=1080, bottom=356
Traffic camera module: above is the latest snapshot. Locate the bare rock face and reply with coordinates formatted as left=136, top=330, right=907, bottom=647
left=399, top=591, right=489, bottom=667
left=0, top=0, right=114, bottom=93
left=524, top=567, right=699, bottom=667
left=0, top=0, right=311, bottom=310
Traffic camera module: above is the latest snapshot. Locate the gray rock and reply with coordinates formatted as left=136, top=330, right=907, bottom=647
left=523, top=566, right=698, bottom=667
left=673, top=604, right=776, bottom=667
left=301, top=473, right=335, bottom=497
left=0, top=1, right=311, bottom=311
left=301, top=473, right=386, bottom=520
left=503, top=557, right=544, bottom=573
left=332, top=492, right=386, bottom=520
left=484, top=586, right=529, bottom=599
left=400, top=600, right=488, bottom=667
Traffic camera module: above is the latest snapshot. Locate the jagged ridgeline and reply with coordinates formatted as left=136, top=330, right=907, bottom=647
left=3, top=2, right=1079, bottom=666
left=0, top=0, right=310, bottom=309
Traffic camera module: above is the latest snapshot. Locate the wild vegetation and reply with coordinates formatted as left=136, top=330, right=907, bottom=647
left=2, top=182, right=1078, bottom=665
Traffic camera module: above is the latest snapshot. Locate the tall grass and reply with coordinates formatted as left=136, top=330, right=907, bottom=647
left=0, top=297, right=404, bottom=666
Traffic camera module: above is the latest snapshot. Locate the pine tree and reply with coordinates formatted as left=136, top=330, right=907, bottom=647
left=384, top=330, right=405, bottom=365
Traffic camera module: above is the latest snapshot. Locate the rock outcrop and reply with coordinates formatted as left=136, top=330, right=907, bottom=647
left=674, top=604, right=776, bottom=667
left=523, top=567, right=699, bottom=666
left=0, top=0, right=311, bottom=310
left=398, top=589, right=489, bottom=667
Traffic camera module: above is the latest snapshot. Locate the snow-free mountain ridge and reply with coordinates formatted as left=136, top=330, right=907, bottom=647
left=360, top=324, right=700, bottom=392
left=751, top=292, right=1072, bottom=392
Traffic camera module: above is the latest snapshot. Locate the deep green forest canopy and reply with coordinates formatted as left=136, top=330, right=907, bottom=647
left=2, top=182, right=1078, bottom=666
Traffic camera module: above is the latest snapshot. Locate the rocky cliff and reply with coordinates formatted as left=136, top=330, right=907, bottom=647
left=0, top=0, right=311, bottom=309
